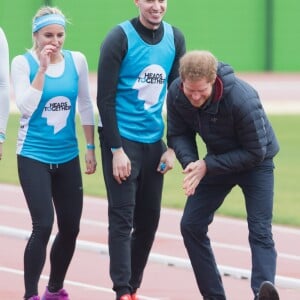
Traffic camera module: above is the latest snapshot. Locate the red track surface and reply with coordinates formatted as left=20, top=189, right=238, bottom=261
left=1, top=183, right=300, bottom=300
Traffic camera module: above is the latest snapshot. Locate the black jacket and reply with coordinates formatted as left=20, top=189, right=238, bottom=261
left=166, top=62, right=280, bottom=175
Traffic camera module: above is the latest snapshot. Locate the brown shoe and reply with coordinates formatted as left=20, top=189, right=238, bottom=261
left=258, top=281, right=280, bottom=300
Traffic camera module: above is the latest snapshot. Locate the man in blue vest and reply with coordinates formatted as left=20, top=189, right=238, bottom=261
left=96, top=1, right=186, bottom=299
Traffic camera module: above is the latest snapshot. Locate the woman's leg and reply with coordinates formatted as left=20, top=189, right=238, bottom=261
left=18, top=155, right=54, bottom=299
left=47, top=157, right=83, bottom=292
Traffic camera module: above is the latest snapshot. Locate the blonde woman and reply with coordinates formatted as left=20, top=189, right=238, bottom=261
left=11, top=6, right=96, bottom=300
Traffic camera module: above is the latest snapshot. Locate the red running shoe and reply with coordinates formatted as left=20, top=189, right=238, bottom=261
left=131, top=293, right=138, bottom=300
left=119, top=294, right=132, bottom=300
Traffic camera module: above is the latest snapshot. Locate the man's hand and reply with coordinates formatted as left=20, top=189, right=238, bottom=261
left=182, top=159, right=207, bottom=196
left=112, top=148, right=131, bottom=184
left=157, top=147, right=176, bottom=174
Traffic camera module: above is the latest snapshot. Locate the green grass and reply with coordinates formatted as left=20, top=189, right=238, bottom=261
left=1, top=113, right=300, bottom=227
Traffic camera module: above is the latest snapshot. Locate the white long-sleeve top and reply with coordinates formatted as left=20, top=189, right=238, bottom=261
left=0, top=27, right=10, bottom=135
left=11, top=49, right=95, bottom=126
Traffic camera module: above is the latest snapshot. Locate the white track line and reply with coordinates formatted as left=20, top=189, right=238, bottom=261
left=0, top=266, right=160, bottom=300
left=1, top=225, right=300, bottom=290
left=1, top=204, right=300, bottom=261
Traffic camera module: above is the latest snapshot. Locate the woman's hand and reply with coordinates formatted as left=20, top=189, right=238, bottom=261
left=85, top=150, right=97, bottom=174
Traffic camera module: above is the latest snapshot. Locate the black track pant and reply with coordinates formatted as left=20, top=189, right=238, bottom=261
left=99, top=128, right=165, bottom=297
left=18, top=155, right=83, bottom=299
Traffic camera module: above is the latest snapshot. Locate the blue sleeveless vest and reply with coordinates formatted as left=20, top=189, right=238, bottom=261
left=116, top=21, right=175, bottom=143
left=17, top=50, right=79, bottom=163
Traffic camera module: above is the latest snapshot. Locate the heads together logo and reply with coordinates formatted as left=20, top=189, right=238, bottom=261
left=133, top=64, right=166, bottom=110
left=42, top=96, right=71, bottom=134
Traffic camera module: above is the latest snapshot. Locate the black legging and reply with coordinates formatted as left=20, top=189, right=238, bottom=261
left=17, top=155, right=83, bottom=299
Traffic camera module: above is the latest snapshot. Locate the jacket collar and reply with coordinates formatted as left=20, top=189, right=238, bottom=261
left=213, top=75, right=223, bottom=102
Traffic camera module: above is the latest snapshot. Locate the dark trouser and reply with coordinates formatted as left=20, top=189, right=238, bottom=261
left=180, top=159, right=277, bottom=300
left=99, top=129, right=165, bottom=298
left=18, top=155, right=83, bottom=300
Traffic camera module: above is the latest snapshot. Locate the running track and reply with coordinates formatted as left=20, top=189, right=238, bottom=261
left=1, top=183, right=300, bottom=299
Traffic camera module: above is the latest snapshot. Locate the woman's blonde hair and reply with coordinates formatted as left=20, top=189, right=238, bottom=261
left=33, top=6, right=65, bottom=20
left=32, top=6, right=67, bottom=50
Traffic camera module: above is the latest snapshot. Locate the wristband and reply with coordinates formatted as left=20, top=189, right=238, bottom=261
left=111, top=147, right=121, bottom=153
left=86, top=144, right=95, bottom=150
left=0, top=133, right=5, bottom=143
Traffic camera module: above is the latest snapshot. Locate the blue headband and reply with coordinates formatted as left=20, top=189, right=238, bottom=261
left=33, top=14, right=66, bottom=33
